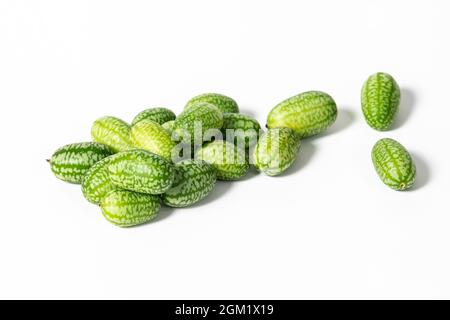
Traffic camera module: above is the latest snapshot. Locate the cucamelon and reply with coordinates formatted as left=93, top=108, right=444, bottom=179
left=91, top=116, right=133, bottom=152
left=162, top=160, right=216, bottom=207
left=100, top=189, right=161, bottom=227
left=81, top=155, right=117, bottom=204
left=195, top=141, right=249, bottom=180
left=131, top=107, right=176, bottom=126
left=253, top=127, right=301, bottom=176
left=221, top=113, right=261, bottom=148
left=185, top=93, right=239, bottom=113
left=130, top=119, right=176, bottom=160
left=49, top=142, right=114, bottom=184
left=267, top=91, right=337, bottom=138
left=107, top=149, right=175, bottom=194
left=361, top=72, right=401, bottom=131
left=371, top=138, right=415, bottom=190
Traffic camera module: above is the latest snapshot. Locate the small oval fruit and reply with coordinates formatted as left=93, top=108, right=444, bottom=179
left=162, top=160, right=216, bottom=207
left=130, top=119, right=176, bottom=160
left=267, top=91, right=337, bottom=138
left=91, top=116, right=133, bottom=152
left=253, top=128, right=301, bottom=176
left=131, top=107, right=176, bottom=126
left=361, top=72, right=401, bottom=131
left=221, top=113, right=261, bottom=148
left=185, top=93, right=239, bottom=113
left=81, top=155, right=117, bottom=204
left=162, top=120, right=175, bottom=133
left=49, top=142, right=114, bottom=184
left=195, top=141, right=249, bottom=180
left=100, top=190, right=161, bottom=227
left=107, top=149, right=175, bottom=194
left=173, top=103, right=223, bottom=143
left=371, top=138, right=415, bottom=190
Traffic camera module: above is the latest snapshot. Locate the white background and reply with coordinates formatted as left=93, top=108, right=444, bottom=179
left=0, top=0, right=448, bottom=299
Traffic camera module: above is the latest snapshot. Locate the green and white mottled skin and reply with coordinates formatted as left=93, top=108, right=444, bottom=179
left=162, top=160, right=216, bottom=207
left=221, top=113, right=261, bottom=148
left=195, top=141, right=249, bottom=181
left=49, top=142, right=114, bottom=184
left=371, top=138, right=415, bottom=191
left=107, top=149, right=175, bottom=194
left=131, top=107, right=176, bottom=126
left=185, top=93, right=239, bottom=113
left=162, top=120, right=175, bottom=133
left=267, top=91, right=337, bottom=138
left=130, top=119, right=176, bottom=160
left=361, top=72, right=401, bottom=131
left=253, top=128, right=301, bottom=176
left=173, top=102, right=223, bottom=143
left=81, top=155, right=117, bottom=204
left=91, top=116, right=133, bottom=152
left=100, top=190, right=161, bottom=227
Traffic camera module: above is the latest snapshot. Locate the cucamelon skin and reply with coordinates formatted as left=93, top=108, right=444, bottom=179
left=131, top=107, right=176, bottom=126
left=81, top=155, right=117, bottom=204
left=162, top=120, right=175, bottom=133
left=91, top=116, right=133, bottom=152
left=162, top=160, right=216, bottom=207
left=130, top=119, right=176, bottom=160
left=49, top=142, right=114, bottom=184
left=221, top=113, right=261, bottom=148
left=371, top=138, right=415, bottom=191
left=195, top=141, right=249, bottom=181
left=185, top=93, right=239, bottom=113
left=100, top=190, right=161, bottom=227
left=267, top=91, right=337, bottom=138
left=173, top=103, right=223, bottom=143
left=253, top=128, right=301, bottom=176
left=107, top=149, right=175, bottom=195
left=361, top=72, right=401, bottom=131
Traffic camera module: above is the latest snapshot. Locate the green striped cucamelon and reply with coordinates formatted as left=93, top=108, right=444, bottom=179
left=131, top=107, right=176, bottom=126
left=162, top=120, right=175, bottom=133
left=91, top=116, right=133, bottom=152
left=267, top=91, right=337, bottom=138
left=361, top=72, right=401, bottom=131
left=371, top=138, right=415, bottom=190
left=221, top=113, right=261, bottom=148
left=253, top=128, right=301, bottom=176
left=81, top=155, right=117, bottom=204
left=162, top=160, right=216, bottom=207
left=130, top=119, right=176, bottom=160
left=173, top=103, right=223, bottom=143
left=49, top=142, right=114, bottom=184
left=185, top=93, right=239, bottom=113
left=107, top=149, right=175, bottom=194
left=195, top=141, right=249, bottom=180
left=100, top=190, right=161, bottom=227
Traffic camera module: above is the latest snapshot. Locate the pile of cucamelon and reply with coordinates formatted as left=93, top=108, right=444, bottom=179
left=49, top=72, right=416, bottom=227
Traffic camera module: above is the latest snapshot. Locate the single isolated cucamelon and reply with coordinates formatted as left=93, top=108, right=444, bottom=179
left=185, top=93, right=239, bottom=113
left=267, top=91, right=337, bottom=138
left=361, top=72, right=401, bottom=131
left=81, top=155, right=117, bottom=204
left=195, top=141, right=249, bottom=180
left=49, top=142, right=114, bottom=184
left=221, top=113, right=261, bottom=148
left=371, top=138, right=416, bottom=191
left=131, top=107, right=176, bottom=126
left=130, top=119, right=176, bottom=160
left=107, top=149, right=175, bottom=194
left=91, top=116, right=133, bottom=152
left=100, top=189, right=161, bottom=227
left=173, top=103, right=223, bottom=143
left=162, top=160, right=216, bottom=207
left=253, top=127, right=301, bottom=176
